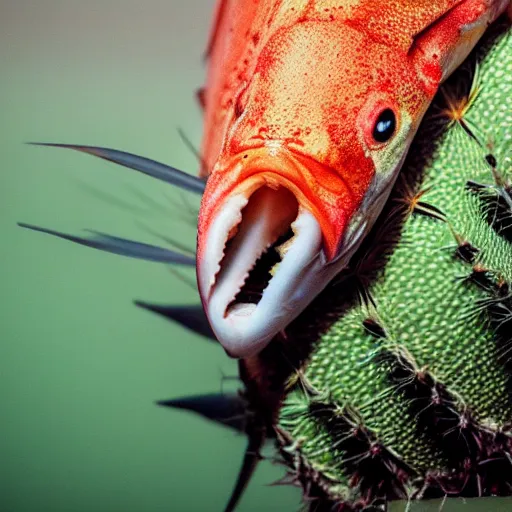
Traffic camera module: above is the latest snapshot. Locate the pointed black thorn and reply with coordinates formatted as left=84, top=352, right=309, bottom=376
left=156, top=393, right=248, bottom=434
left=18, top=223, right=195, bottom=266
left=455, top=241, right=480, bottom=264
left=134, top=301, right=216, bottom=341
left=362, top=318, right=387, bottom=339
left=485, top=154, right=497, bottom=168
left=414, top=201, right=447, bottom=222
left=224, top=427, right=266, bottom=512
left=27, top=142, right=206, bottom=195
left=459, top=118, right=482, bottom=145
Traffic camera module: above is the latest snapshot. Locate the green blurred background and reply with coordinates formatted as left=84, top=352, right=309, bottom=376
left=0, top=1, right=510, bottom=511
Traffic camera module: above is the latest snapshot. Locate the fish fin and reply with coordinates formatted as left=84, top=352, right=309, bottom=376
left=134, top=301, right=216, bottom=340
left=17, top=223, right=195, bottom=265
left=27, top=142, right=206, bottom=194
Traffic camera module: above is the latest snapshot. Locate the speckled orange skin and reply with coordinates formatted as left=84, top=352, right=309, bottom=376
left=197, top=0, right=507, bottom=263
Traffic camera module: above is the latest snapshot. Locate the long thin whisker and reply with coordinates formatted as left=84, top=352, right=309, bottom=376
left=18, top=223, right=195, bottom=265
left=28, top=142, right=206, bottom=195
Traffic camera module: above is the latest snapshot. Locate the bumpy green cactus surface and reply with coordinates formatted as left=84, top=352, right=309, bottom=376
left=242, top=19, right=512, bottom=510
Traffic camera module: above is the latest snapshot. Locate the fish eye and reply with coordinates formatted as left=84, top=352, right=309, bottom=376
left=372, top=109, right=396, bottom=143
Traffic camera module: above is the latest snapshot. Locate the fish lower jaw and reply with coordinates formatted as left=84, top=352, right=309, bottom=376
left=198, top=185, right=323, bottom=358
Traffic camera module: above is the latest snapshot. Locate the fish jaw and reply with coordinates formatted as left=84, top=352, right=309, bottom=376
left=196, top=148, right=374, bottom=358
left=198, top=187, right=323, bottom=358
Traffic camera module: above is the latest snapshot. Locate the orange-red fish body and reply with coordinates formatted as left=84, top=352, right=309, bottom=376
left=197, top=0, right=510, bottom=358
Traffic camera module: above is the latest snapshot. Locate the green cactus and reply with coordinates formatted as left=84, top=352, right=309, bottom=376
left=240, top=18, right=512, bottom=510
left=19, top=15, right=511, bottom=512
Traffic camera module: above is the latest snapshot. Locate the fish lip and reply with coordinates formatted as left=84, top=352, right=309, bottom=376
left=208, top=266, right=323, bottom=359
left=198, top=144, right=356, bottom=260
left=197, top=166, right=332, bottom=295
left=196, top=177, right=328, bottom=358
left=195, top=147, right=360, bottom=358
left=202, top=207, right=326, bottom=359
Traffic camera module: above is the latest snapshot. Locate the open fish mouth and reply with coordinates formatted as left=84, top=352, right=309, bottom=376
left=197, top=183, right=323, bottom=358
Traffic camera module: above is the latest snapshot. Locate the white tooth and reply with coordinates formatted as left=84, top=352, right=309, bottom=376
left=206, top=206, right=323, bottom=359
left=207, top=187, right=297, bottom=326
left=256, top=209, right=322, bottom=310
left=199, top=194, right=248, bottom=298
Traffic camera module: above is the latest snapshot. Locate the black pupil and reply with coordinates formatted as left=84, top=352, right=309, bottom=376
left=373, top=109, right=396, bottom=143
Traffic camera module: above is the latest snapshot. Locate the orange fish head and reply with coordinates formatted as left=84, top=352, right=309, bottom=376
left=196, top=146, right=371, bottom=358
left=197, top=22, right=434, bottom=358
